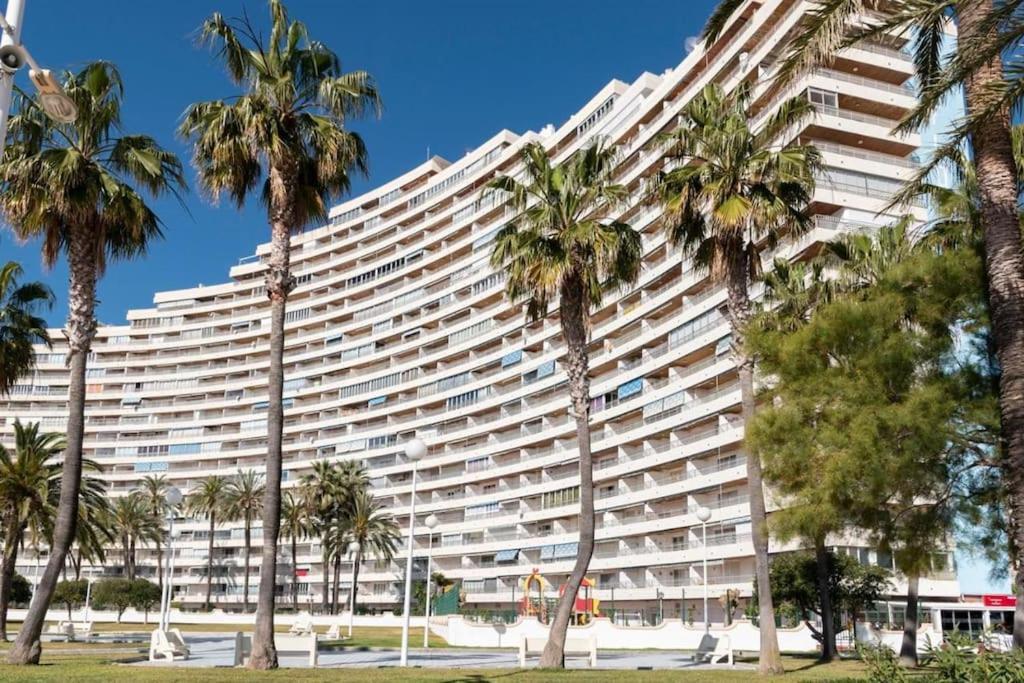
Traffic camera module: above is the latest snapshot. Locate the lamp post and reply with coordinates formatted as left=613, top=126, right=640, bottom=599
left=159, top=486, right=183, bottom=632
left=399, top=437, right=426, bottom=667
left=347, top=540, right=360, bottom=638
left=696, top=505, right=712, bottom=633
left=0, top=0, right=78, bottom=157
left=423, top=513, right=438, bottom=648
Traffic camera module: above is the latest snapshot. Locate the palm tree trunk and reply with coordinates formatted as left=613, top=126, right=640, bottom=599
left=350, top=547, right=363, bottom=617
left=321, top=542, right=330, bottom=614
left=814, top=538, right=837, bottom=662
left=129, top=538, right=136, bottom=581
left=900, top=573, right=919, bottom=667
left=8, top=232, right=96, bottom=665
left=205, top=513, right=215, bottom=611
left=250, top=166, right=295, bottom=670
left=0, top=523, right=22, bottom=641
left=726, top=251, right=784, bottom=675
left=332, top=556, right=341, bottom=615
left=956, top=1, right=1024, bottom=648
left=290, top=535, right=298, bottom=610
left=540, top=281, right=595, bottom=668
left=243, top=514, right=251, bottom=613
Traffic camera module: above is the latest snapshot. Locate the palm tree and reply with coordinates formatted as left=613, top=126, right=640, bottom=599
left=186, top=475, right=229, bottom=611
left=0, top=422, right=62, bottom=640
left=0, top=62, right=185, bottom=665
left=707, top=0, right=1024, bottom=644
left=226, top=470, right=265, bottom=612
left=650, top=83, right=820, bottom=675
left=179, top=2, right=380, bottom=666
left=338, top=490, right=399, bottom=621
left=138, top=474, right=169, bottom=594
left=68, top=486, right=113, bottom=583
left=280, top=491, right=312, bottom=610
left=301, top=459, right=368, bottom=613
left=108, top=492, right=160, bottom=581
left=0, top=261, right=53, bottom=395
left=489, top=139, right=642, bottom=667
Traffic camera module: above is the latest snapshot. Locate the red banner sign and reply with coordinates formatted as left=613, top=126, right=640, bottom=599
left=982, top=594, right=1016, bottom=607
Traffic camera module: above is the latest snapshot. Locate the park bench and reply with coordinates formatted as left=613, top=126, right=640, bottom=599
left=325, top=622, right=351, bottom=640
left=234, top=631, right=319, bottom=667
left=149, top=628, right=190, bottom=661
left=694, top=633, right=733, bottom=666
left=289, top=614, right=315, bottom=636
left=519, top=636, right=597, bottom=667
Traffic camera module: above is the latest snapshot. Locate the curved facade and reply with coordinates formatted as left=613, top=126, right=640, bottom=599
left=2, top=0, right=959, bottom=620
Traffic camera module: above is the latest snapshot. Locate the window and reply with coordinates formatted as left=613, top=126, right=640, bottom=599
left=807, top=87, right=838, bottom=108
left=542, top=486, right=580, bottom=510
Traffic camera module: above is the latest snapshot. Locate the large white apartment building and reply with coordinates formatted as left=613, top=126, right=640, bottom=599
left=1, top=0, right=961, bottom=622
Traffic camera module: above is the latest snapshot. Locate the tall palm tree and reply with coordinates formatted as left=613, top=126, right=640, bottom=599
left=226, top=470, right=265, bottom=612
left=138, top=474, right=169, bottom=594
left=179, top=2, right=379, bottom=666
left=489, top=139, right=642, bottom=667
left=68, top=486, right=113, bottom=583
left=280, top=491, right=312, bottom=610
left=108, top=492, right=160, bottom=581
left=301, top=459, right=368, bottom=613
left=650, top=83, right=820, bottom=675
left=0, top=62, right=185, bottom=665
left=707, top=0, right=1024, bottom=643
left=338, top=490, right=399, bottom=621
left=186, top=475, right=229, bottom=611
left=0, top=422, right=62, bottom=641
left=0, top=261, right=53, bottom=395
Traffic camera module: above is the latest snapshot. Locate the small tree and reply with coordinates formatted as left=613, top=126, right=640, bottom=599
left=9, top=574, right=30, bottom=607
left=766, top=551, right=890, bottom=650
left=130, top=579, right=161, bottom=624
left=91, top=579, right=133, bottom=623
left=52, top=580, right=88, bottom=621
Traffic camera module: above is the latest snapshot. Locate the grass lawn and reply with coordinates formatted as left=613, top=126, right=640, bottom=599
left=0, top=648, right=870, bottom=682
left=0, top=626, right=872, bottom=681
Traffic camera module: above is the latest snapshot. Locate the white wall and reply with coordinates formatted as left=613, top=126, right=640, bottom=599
left=430, top=615, right=944, bottom=654
left=7, top=607, right=426, bottom=629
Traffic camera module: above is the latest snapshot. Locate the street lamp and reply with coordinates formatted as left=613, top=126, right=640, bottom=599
left=696, top=505, right=712, bottom=633
left=423, top=513, right=439, bottom=648
left=159, top=486, right=183, bottom=632
left=347, top=540, right=360, bottom=638
left=399, top=437, right=426, bottom=667
left=0, top=0, right=77, bottom=157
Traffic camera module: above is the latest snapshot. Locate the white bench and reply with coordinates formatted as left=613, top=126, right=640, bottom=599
left=695, top=634, right=733, bottom=666
left=325, top=622, right=350, bottom=640
left=519, top=636, right=597, bottom=667
left=149, top=628, right=190, bottom=661
left=289, top=615, right=315, bottom=636
left=44, top=622, right=74, bottom=640
left=45, top=620, right=93, bottom=641
left=234, top=632, right=319, bottom=667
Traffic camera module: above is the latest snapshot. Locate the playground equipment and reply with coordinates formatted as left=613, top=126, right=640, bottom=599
left=519, top=569, right=551, bottom=621
left=559, top=576, right=601, bottom=625
left=518, top=570, right=602, bottom=624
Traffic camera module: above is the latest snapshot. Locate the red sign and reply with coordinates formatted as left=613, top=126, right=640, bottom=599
left=982, top=594, right=1016, bottom=607
left=294, top=568, right=309, bottom=578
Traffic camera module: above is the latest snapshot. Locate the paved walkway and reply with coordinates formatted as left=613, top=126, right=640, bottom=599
left=133, top=633, right=754, bottom=671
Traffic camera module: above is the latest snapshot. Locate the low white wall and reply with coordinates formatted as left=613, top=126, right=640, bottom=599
left=8, top=607, right=426, bottom=629
left=431, top=615, right=821, bottom=652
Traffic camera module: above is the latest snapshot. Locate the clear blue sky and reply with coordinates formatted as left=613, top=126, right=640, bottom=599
left=0, top=0, right=1007, bottom=596
left=3, top=0, right=714, bottom=325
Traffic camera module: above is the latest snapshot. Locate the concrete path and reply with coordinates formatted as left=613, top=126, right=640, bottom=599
left=132, top=633, right=755, bottom=671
